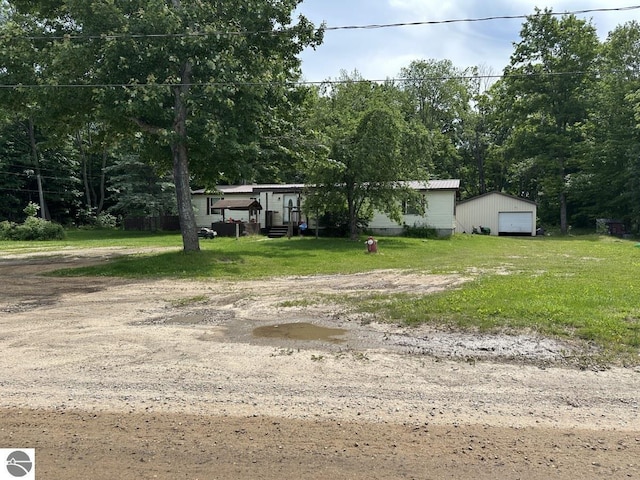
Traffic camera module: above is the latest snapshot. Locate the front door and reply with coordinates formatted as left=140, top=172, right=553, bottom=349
left=283, top=195, right=299, bottom=224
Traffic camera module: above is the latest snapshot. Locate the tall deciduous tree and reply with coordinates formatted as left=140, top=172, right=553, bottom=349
left=3, top=0, right=322, bottom=250
left=459, top=65, right=498, bottom=197
left=0, top=3, right=55, bottom=219
left=304, top=73, right=429, bottom=240
left=1, top=2, right=119, bottom=224
left=399, top=59, right=473, bottom=180
left=586, top=21, right=640, bottom=232
left=0, top=118, right=33, bottom=220
left=502, top=9, right=598, bottom=233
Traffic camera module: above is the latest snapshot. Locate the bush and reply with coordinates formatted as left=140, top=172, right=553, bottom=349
left=75, top=210, right=119, bottom=229
left=317, top=210, right=371, bottom=238
left=96, top=212, right=118, bottom=229
left=23, top=201, right=40, bottom=218
left=1, top=217, right=65, bottom=241
left=403, top=224, right=438, bottom=239
left=0, top=220, right=15, bottom=239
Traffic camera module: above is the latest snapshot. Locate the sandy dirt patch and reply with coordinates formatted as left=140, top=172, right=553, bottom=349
left=0, top=247, right=639, bottom=479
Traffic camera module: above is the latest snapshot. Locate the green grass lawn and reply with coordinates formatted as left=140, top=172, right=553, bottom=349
left=0, top=229, right=183, bottom=253
left=2, top=230, right=640, bottom=358
left=360, top=239, right=640, bottom=351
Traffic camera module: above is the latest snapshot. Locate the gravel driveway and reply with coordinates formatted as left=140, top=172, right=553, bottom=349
left=1, top=247, right=639, bottom=479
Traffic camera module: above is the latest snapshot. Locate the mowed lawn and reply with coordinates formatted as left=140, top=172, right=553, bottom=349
left=2, top=230, right=640, bottom=358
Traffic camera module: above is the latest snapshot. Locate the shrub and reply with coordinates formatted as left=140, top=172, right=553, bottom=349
left=96, top=212, right=118, bottom=229
left=317, top=210, right=371, bottom=238
left=403, top=224, right=438, bottom=239
left=75, top=210, right=119, bottom=229
left=23, top=201, right=40, bottom=218
left=0, top=220, right=15, bottom=239
left=3, top=217, right=65, bottom=241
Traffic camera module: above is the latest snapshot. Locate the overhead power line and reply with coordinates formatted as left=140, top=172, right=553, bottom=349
left=6, top=5, right=640, bottom=41
left=0, top=71, right=601, bottom=90
left=324, top=6, right=640, bottom=31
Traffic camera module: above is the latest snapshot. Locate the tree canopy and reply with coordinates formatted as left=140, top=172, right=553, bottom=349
left=498, top=9, right=599, bottom=234
left=1, top=0, right=322, bottom=250
left=302, top=72, right=429, bottom=240
left=2, top=5, right=640, bottom=237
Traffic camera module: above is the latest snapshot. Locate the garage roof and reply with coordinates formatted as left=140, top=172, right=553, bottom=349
left=457, top=191, right=537, bottom=206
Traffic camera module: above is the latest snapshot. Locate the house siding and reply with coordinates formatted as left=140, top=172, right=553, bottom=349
left=370, top=190, right=457, bottom=237
left=192, top=181, right=459, bottom=236
left=258, top=190, right=303, bottom=227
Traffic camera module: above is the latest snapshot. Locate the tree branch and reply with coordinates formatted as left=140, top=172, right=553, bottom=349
left=129, top=117, right=166, bottom=136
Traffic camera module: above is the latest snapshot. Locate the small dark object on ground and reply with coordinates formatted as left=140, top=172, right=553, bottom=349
left=198, top=227, right=217, bottom=239
left=472, top=226, right=491, bottom=235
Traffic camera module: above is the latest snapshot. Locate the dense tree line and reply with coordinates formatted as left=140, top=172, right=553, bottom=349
left=0, top=0, right=322, bottom=250
left=1, top=4, right=639, bottom=249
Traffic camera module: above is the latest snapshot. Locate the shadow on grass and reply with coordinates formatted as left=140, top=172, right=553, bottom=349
left=64, top=229, right=183, bottom=246
left=49, top=234, right=433, bottom=279
left=50, top=236, right=377, bottom=279
left=51, top=249, right=245, bottom=278
left=52, top=233, right=624, bottom=281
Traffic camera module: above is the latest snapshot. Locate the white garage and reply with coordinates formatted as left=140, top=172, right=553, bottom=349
left=456, top=192, right=537, bottom=236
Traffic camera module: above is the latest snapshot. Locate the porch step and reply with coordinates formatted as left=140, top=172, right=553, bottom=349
left=267, top=226, right=290, bottom=238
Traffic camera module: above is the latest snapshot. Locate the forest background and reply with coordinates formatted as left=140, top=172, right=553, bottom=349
left=1, top=1, right=639, bottom=248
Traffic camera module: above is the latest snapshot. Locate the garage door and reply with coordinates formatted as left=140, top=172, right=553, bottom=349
left=498, top=212, right=532, bottom=234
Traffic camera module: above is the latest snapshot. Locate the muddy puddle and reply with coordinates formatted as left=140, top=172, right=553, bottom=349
left=253, top=322, right=347, bottom=344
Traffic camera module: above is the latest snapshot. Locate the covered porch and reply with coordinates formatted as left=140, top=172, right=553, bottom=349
left=210, top=199, right=263, bottom=236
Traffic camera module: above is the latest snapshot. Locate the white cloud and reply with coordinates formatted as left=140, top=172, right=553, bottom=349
left=297, top=0, right=640, bottom=82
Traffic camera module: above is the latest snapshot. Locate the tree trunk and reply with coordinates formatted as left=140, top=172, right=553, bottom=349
left=27, top=118, right=49, bottom=220
left=76, top=131, right=93, bottom=211
left=172, top=141, right=199, bottom=252
left=475, top=128, right=486, bottom=194
left=172, top=61, right=200, bottom=252
left=347, top=188, right=359, bottom=241
left=97, top=150, right=107, bottom=215
left=559, top=191, right=568, bottom=235
left=349, top=208, right=358, bottom=240
left=558, top=152, right=568, bottom=235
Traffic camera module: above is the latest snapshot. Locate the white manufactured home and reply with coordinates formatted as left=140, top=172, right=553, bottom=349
left=192, top=180, right=460, bottom=237
left=191, top=184, right=304, bottom=237
left=368, top=180, right=460, bottom=237
left=455, top=192, right=537, bottom=236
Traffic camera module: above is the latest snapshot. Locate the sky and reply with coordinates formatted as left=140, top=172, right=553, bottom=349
left=294, top=1, right=640, bottom=82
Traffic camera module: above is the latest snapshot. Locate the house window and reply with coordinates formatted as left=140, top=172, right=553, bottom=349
left=403, top=197, right=425, bottom=215
left=207, top=197, right=221, bottom=215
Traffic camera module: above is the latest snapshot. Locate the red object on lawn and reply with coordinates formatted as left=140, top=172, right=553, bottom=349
left=366, top=236, right=378, bottom=253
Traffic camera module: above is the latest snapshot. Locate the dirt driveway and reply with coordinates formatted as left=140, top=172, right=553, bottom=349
left=0, top=247, right=639, bottom=479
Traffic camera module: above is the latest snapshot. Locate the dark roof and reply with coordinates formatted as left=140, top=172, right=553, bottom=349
left=211, top=199, right=262, bottom=210
left=251, top=184, right=305, bottom=193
